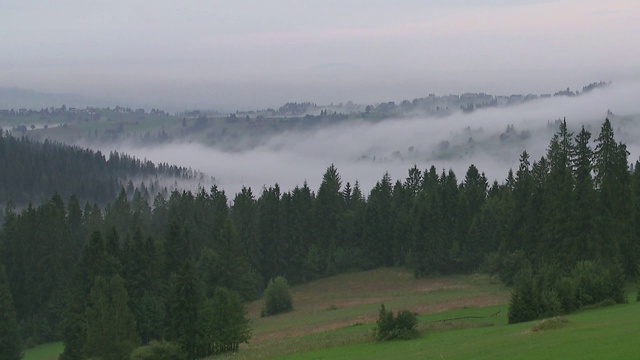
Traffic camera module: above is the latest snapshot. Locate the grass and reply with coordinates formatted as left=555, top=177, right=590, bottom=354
left=268, top=294, right=639, bottom=360
left=214, top=268, right=509, bottom=360
left=23, top=342, right=63, bottom=360
left=25, top=269, right=636, bottom=360
left=214, top=268, right=639, bottom=360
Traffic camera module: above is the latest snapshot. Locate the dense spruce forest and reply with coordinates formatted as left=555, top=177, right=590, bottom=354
left=0, top=133, right=206, bottom=211
left=0, top=118, right=639, bottom=359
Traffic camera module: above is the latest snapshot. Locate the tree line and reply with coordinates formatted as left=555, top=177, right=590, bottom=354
left=0, top=133, right=203, bottom=211
left=0, top=118, right=639, bottom=357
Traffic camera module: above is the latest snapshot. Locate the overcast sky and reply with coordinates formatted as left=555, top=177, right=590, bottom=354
left=1, top=0, right=639, bottom=110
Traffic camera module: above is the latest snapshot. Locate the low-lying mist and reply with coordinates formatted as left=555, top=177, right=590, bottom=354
left=96, top=82, right=640, bottom=196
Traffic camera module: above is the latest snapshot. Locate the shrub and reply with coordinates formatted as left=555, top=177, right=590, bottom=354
left=130, top=340, right=186, bottom=360
left=262, top=276, right=293, bottom=316
left=508, top=267, right=538, bottom=324
left=374, top=304, right=419, bottom=341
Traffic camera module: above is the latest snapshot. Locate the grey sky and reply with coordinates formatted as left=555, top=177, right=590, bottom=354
left=1, top=0, right=639, bottom=110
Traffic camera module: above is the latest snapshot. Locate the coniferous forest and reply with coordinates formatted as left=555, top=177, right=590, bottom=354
left=0, top=118, right=639, bottom=358
left=0, top=134, right=203, bottom=211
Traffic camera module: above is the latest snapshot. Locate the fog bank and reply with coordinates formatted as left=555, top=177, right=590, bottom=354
left=97, top=83, right=640, bottom=196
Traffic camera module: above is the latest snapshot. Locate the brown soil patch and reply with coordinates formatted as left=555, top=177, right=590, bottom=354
left=250, top=293, right=507, bottom=344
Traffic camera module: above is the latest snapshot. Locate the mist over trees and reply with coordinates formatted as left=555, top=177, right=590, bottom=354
left=0, top=117, right=638, bottom=356
left=0, top=133, right=207, bottom=215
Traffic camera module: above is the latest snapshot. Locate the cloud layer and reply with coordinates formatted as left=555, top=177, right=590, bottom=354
left=98, top=83, right=640, bottom=196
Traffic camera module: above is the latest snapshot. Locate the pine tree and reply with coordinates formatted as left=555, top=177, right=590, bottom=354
left=0, top=264, right=22, bottom=360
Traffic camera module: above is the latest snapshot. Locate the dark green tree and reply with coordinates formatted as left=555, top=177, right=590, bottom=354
left=593, top=119, right=634, bottom=272
left=84, top=275, right=140, bottom=360
left=313, top=165, right=344, bottom=275
left=570, top=126, right=598, bottom=262
left=60, top=230, right=110, bottom=360
left=258, top=185, right=284, bottom=281
left=231, top=187, right=260, bottom=275
left=164, top=220, right=190, bottom=280
left=0, top=264, right=22, bottom=360
left=167, top=261, right=201, bottom=359
left=362, top=173, right=394, bottom=268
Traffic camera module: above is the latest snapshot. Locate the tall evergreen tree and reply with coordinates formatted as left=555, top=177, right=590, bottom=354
left=167, top=261, right=201, bottom=359
left=60, top=230, right=111, bottom=360
left=258, top=185, right=284, bottom=281
left=0, top=264, right=22, bottom=360
left=84, top=275, right=140, bottom=360
left=362, top=173, right=394, bottom=268
left=506, top=151, right=533, bottom=254
left=543, top=120, right=575, bottom=265
left=570, top=126, right=599, bottom=262
left=164, top=220, right=191, bottom=280
left=312, top=165, right=344, bottom=275
left=287, top=183, right=315, bottom=282
left=391, top=180, right=412, bottom=266
left=593, top=119, right=634, bottom=271
left=231, top=187, right=260, bottom=275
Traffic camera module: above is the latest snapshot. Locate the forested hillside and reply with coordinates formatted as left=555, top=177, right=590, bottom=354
left=0, top=133, right=205, bottom=208
left=0, top=118, right=639, bottom=358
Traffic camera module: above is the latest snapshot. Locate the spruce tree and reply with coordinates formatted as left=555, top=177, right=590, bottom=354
left=167, top=261, right=201, bottom=359
left=60, top=230, right=109, bottom=360
left=571, top=126, right=598, bottom=262
left=543, top=120, right=575, bottom=265
left=258, top=184, right=284, bottom=281
left=84, top=275, right=140, bottom=360
left=0, top=264, right=22, bottom=360
left=231, top=187, right=260, bottom=275
left=362, top=173, right=394, bottom=268
left=313, top=165, right=344, bottom=275
left=594, top=119, right=633, bottom=271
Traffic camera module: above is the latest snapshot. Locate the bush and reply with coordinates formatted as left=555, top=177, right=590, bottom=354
left=374, top=304, right=419, bottom=341
left=262, top=277, right=293, bottom=316
left=508, top=267, right=538, bottom=324
left=130, top=340, right=186, bottom=360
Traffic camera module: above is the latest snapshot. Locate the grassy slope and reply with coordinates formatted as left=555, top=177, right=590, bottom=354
left=273, top=297, right=639, bottom=360
left=217, top=268, right=509, bottom=360
left=23, top=342, right=63, bottom=360
left=26, top=268, right=636, bottom=360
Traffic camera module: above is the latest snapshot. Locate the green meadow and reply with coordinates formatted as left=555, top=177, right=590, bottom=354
left=23, top=342, right=63, bottom=360
left=24, top=268, right=638, bottom=360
